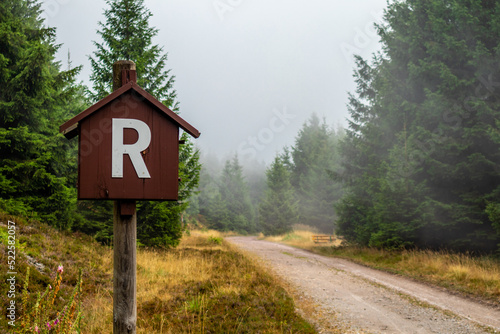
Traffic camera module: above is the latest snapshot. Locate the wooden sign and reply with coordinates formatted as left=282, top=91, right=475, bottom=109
left=60, top=79, right=200, bottom=201
left=61, top=61, right=200, bottom=334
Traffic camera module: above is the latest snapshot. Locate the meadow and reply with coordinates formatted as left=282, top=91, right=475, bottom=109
left=0, top=215, right=316, bottom=333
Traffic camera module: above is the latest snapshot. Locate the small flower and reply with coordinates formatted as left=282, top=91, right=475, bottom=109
left=49, top=284, right=52, bottom=289
left=34, top=324, right=39, bottom=332
left=57, top=265, right=63, bottom=274
left=47, top=322, right=51, bottom=330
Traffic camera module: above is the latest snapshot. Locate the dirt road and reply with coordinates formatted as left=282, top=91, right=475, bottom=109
left=227, top=237, right=500, bottom=334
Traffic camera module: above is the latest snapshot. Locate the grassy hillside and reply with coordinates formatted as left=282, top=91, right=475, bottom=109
left=264, top=226, right=500, bottom=306
left=0, top=213, right=316, bottom=333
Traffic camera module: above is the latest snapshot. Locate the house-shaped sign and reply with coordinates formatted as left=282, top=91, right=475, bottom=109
left=59, top=78, right=200, bottom=201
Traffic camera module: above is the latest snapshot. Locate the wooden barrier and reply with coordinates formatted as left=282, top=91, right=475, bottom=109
left=312, top=235, right=336, bottom=243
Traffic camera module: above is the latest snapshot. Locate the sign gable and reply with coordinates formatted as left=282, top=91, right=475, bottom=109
left=60, top=82, right=200, bottom=139
left=77, top=90, right=180, bottom=200
left=60, top=78, right=200, bottom=201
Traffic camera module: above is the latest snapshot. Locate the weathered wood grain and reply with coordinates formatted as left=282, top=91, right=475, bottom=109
left=113, top=200, right=137, bottom=334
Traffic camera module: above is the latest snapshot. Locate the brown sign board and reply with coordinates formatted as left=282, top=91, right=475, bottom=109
left=60, top=81, right=200, bottom=201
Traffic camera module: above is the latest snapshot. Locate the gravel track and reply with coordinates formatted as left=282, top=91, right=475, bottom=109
left=227, top=237, right=500, bottom=334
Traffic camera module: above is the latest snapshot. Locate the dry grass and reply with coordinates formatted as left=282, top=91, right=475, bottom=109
left=82, top=231, right=316, bottom=333
left=314, top=244, right=500, bottom=305
left=0, top=215, right=316, bottom=333
left=0, top=213, right=112, bottom=332
left=401, top=249, right=500, bottom=301
left=262, top=226, right=500, bottom=306
left=262, top=226, right=342, bottom=249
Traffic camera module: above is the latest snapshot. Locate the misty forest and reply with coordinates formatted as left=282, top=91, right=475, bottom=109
left=1, top=0, right=500, bottom=254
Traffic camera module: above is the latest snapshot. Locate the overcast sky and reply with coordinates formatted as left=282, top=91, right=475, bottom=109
left=42, top=0, right=388, bottom=165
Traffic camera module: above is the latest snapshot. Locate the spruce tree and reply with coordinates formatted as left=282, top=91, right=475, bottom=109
left=0, top=0, right=84, bottom=228
left=87, top=0, right=201, bottom=247
left=218, top=156, right=255, bottom=233
left=259, top=154, right=297, bottom=236
left=337, top=0, right=500, bottom=251
left=197, top=167, right=231, bottom=231
left=89, top=0, right=177, bottom=107
left=291, top=114, right=343, bottom=233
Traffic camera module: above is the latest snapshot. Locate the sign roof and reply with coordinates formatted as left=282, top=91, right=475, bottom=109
left=59, top=81, right=201, bottom=139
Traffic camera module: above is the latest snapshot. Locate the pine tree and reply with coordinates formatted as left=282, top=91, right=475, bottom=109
left=218, top=156, right=255, bottom=233
left=88, top=0, right=177, bottom=108
left=291, top=114, right=343, bottom=233
left=87, top=0, right=201, bottom=247
left=0, top=0, right=84, bottom=228
left=337, top=0, right=500, bottom=251
left=197, top=167, right=231, bottom=231
left=335, top=54, right=402, bottom=247
left=259, top=154, right=297, bottom=236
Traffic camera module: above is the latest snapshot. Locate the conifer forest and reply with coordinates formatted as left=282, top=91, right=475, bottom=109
left=1, top=0, right=500, bottom=253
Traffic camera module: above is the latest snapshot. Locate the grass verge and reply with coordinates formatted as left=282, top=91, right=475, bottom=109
left=0, top=214, right=316, bottom=333
left=264, top=227, right=500, bottom=306
left=316, top=246, right=500, bottom=305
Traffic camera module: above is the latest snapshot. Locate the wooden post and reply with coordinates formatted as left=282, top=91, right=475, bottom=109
left=113, top=60, right=137, bottom=334
left=113, top=201, right=137, bottom=333
left=113, top=60, right=136, bottom=91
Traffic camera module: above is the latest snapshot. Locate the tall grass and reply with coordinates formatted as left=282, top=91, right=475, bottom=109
left=402, top=249, right=500, bottom=300
left=313, top=246, right=500, bottom=303
left=0, top=215, right=316, bottom=333
left=0, top=213, right=110, bottom=332
left=82, top=230, right=316, bottom=333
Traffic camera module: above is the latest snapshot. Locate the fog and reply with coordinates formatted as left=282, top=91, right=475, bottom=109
left=44, top=0, right=387, bottom=165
